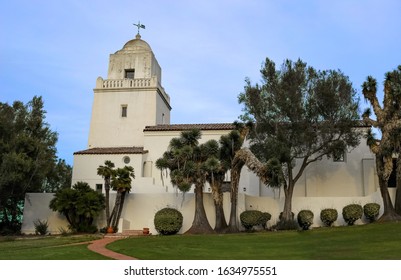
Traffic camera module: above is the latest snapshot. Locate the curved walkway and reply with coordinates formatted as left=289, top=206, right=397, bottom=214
left=87, top=237, right=138, bottom=260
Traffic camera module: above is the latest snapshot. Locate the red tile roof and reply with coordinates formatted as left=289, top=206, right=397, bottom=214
left=74, top=146, right=148, bottom=155
left=144, top=123, right=235, bottom=132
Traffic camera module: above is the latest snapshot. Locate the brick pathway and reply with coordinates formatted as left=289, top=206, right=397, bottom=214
left=87, top=237, right=138, bottom=260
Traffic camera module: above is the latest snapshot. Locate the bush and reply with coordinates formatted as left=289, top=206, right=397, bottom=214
left=320, top=208, right=338, bottom=227
left=297, top=210, right=314, bottom=230
left=342, top=204, right=363, bottom=225
left=33, top=219, right=49, bottom=235
left=154, top=208, right=183, bottom=235
left=363, top=203, right=380, bottom=222
left=240, top=210, right=272, bottom=231
left=240, top=210, right=261, bottom=231
left=259, top=212, right=272, bottom=229
left=49, top=181, right=105, bottom=233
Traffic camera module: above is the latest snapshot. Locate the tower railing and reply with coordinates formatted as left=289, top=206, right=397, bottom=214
left=97, top=77, right=156, bottom=89
left=95, top=76, right=170, bottom=103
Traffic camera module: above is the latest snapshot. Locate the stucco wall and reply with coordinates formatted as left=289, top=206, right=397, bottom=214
left=21, top=193, right=70, bottom=234
left=21, top=189, right=391, bottom=235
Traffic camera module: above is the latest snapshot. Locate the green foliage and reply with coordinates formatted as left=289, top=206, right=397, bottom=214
left=363, top=203, right=380, bottom=222
left=0, top=96, right=71, bottom=234
left=259, top=212, right=272, bottom=229
left=49, top=181, right=105, bottom=232
left=108, top=165, right=135, bottom=229
left=43, top=159, right=72, bottom=192
left=240, top=210, right=261, bottom=230
left=297, top=210, right=314, bottom=230
left=240, top=210, right=271, bottom=231
left=238, top=58, right=360, bottom=225
left=342, top=204, right=363, bottom=225
left=156, top=129, right=216, bottom=233
left=33, top=219, right=49, bottom=235
left=154, top=208, right=183, bottom=235
left=320, top=208, right=338, bottom=227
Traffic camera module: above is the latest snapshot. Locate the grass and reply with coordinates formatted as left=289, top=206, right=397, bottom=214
left=107, top=222, right=401, bottom=260
left=1, top=222, right=401, bottom=260
left=0, top=234, right=110, bottom=260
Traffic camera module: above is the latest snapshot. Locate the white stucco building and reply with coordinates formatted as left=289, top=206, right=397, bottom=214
left=22, top=33, right=392, bottom=235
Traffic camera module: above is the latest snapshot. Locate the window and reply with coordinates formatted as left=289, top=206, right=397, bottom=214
left=121, top=105, right=127, bottom=117
left=125, top=69, right=135, bottom=79
left=123, top=156, right=130, bottom=164
left=96, top=184, right=102, bottom=193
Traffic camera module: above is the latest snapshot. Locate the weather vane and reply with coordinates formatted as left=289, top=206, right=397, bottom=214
left=133, top=21, right=145, bottom=35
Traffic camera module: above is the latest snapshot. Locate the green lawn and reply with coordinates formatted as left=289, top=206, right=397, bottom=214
left=107, top=222, right=401, bottom=260
left=2, top=223, right=401, bottom=260
left=0, top=235, right=110, bottom=260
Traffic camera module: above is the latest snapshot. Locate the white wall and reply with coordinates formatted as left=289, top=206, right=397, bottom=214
left=21, top=189, right=390, bottom=235
left=21, top=193, right=70, bottom=234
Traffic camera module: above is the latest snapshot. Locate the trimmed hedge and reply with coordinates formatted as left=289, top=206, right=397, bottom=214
left=297, top=210, right=314, bottom=230
left=363, top=203, right=380, bottom=222
left=342, top=204, right=363, bottom=225
left=259, top=212, right=272, bottom=229
left=154, top=208, right=183, bottom=235
left=240, top=210, right=271, bottom=230
left=320, top=208, right=338, bottom=227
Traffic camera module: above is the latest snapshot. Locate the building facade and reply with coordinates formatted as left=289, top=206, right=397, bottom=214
left=21, top=34, right=389, bottom=235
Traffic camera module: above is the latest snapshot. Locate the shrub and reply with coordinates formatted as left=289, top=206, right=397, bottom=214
left=33, top=219, right=49, bottom=235
left=259, top=212, right=272, bottom=229
left=49, top=181, right=105, bottom=233
left=240, top=210, right=272, bottom=230
left=363, top=203, right=380, bottom=222
left=154, top=208, right=183, bottom=235
left=320, top=208, right=338, bottom=227
left=342, top=204, right=363, bottom=225
left=240, top=210, right=262, bottom=231
left=297, top=210, right=314, bottom=230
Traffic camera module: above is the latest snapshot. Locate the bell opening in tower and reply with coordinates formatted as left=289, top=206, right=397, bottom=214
left=125, top=69, right=135, bottom=79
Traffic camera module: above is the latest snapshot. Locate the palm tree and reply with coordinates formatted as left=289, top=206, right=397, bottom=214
left=202, top=140, right=228, bottom=232
left=362, top=70, right=401, bottom=222
left=109, top=166, right=135, bottom=229
left=97, top=160, right=115, bottom=228
left=156, top=129, right=214, bottom=234
left=219, top=123, right=249, bottom=232
left=220, top=122, right=283, bottom=232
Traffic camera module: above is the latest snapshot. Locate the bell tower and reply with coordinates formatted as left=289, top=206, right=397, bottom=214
left=87, top=33, right=171, bottom=148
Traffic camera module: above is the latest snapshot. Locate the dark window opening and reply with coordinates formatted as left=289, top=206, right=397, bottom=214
left=96, top=184, right=103, bottom=193
left=125, top=69, right=135, bottom=79
left=121, top=105, right=127, bottom=117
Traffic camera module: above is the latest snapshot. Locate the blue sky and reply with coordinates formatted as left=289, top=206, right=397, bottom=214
left=1, top=0, right=400, bottom=165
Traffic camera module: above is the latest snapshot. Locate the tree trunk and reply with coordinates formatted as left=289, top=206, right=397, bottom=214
left=226, top=147, right=271, bottom=233
left=185, top=181, right=214, bottom=234
left=211, top=181, right=227, bottom=232
left=395, top=153, right=401, bottom=215
left=282, top=183, right=294, bottom=221
left=105, top=179, right=110, bottom=227
left=109, top=191, right=121, bottom=228
left=375, top=155, right=401, bottom=222
left=214, top=200, right=227, bottom=232
left=114, top=191, right=126, bottom=230
left=226, top=162, right=243, bottom=233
